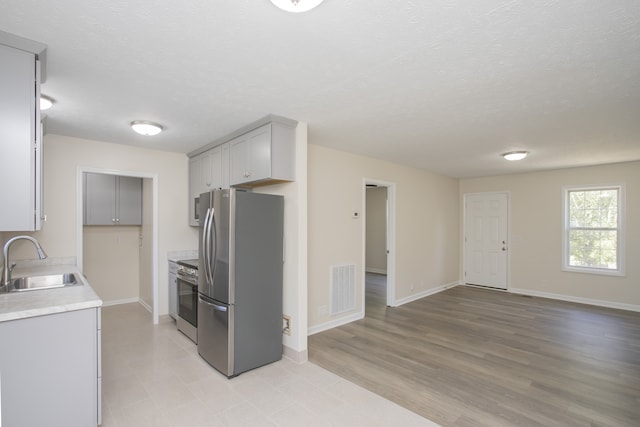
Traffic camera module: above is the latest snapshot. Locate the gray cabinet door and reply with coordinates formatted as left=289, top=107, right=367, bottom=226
left=247, top=124, right=272, bottom=182
left=0, top=308, right=99, bottom=426
left=117, top=175, right=142, bottom=225
left=84, top=172, right=117, bottom=225
left=229, top=126, right=272, bottom=185
left=229, top=133, right=251, bottom=185
left=0, top=44, right=40, bottom=231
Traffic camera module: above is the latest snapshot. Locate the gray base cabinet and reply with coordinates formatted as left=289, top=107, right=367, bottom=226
left=169, top=261, right=178, bottom=319
left=0, top=308, right=101, bottom=426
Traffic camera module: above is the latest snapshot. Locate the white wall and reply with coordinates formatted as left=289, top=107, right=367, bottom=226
left=307, top=144, right=460, bottom=332
left=460, top=161, right=640, bottom=308
left=7, top=134, right=198, bottom=315
left=83, top=225, right=140, bottom=303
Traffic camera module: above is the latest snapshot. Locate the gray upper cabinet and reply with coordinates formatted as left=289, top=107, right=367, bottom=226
left=188, top=145, right=224, bottom=226
left=84, top=173, right=142, bottom=225
left=0, top=43, right=43, bottom=231
left=192, top=145, right=223, bottom=194
left=187, top=115, right=297, bottom=226
left=229, top=122, right=295, bottom=187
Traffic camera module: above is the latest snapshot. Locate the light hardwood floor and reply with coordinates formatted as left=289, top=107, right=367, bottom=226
left=308, top=273, right=640, bottom=426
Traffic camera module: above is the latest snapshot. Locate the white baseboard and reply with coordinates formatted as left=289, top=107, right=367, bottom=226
left=306, top=281, right=461, bottom=335
left=101, top=297, right=139, bottom=307
left=307, top=311, right=364, bottom=336
left=510, top=288, right=640, bottom=312
left=283, top=345, right=308, bottom=363
left=138, top=298, right=152, bottom=313
left=393, top=281, right=460, bottom=307
left=365, top=268, right=387, bottom=275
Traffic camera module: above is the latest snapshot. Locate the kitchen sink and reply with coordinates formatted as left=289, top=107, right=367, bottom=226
left=9, top=273, right=81, bottom=292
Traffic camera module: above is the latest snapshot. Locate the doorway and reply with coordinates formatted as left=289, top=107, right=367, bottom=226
left=463, top=192, right=509, bottom=290
left=76, top=168, right=160, bottom=324
left=363, top=179, right=396, bottom=313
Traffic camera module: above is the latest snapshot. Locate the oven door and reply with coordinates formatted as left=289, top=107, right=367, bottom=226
left=177, top=276, right=198, bottom=328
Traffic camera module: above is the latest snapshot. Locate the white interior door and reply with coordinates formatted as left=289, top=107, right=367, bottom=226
left=464, top=192, right=508, bottom=289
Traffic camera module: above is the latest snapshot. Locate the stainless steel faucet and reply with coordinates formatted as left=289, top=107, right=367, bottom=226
left=2, top=236, right=48, bottom=287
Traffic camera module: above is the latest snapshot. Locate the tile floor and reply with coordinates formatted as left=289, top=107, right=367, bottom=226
left=101, top=303, right=439, bottom=427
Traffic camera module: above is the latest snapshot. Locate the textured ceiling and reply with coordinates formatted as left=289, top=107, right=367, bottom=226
left=1, top=0, right=639, bottom=178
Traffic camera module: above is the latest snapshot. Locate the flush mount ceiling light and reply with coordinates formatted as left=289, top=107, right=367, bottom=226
left=269, top=0, right=325, bottom=13
left=40, top=95, right=54, bottom=110
left=502, top=151, right=529, bottom=161
left=130, top=121, right=163, bottom=136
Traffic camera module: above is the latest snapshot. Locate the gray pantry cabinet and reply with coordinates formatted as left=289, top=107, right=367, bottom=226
left=0, top=40, right=45, bottom=231
left=84, top=172, right=143, bottom=225
left=0, top=308, right=102, bottom=426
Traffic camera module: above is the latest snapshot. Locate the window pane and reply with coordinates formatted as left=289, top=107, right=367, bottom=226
left=569, top=204, right=584, bottom=227
left=569, top=229, right=617, bottom=269
left=571, top=191, right=615, bottom=226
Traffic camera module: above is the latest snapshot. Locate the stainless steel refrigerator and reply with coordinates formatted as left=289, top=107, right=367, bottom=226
left=197, top=188, right=284, bottom=378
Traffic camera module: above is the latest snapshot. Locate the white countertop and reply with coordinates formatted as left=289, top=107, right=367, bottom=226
left=168, top=249, right=198, bottom=263
left=0, top=264, right=102, bottom=322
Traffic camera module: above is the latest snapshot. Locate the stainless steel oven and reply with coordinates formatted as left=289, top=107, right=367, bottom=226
left=176, top=259, right=198, bottom=343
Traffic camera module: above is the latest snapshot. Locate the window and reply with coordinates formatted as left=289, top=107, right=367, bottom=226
left=563, top=185, right=625, bottom=276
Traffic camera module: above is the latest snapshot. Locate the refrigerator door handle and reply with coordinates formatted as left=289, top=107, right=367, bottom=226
left=210, top=207, right=217, bottom=283
left=198, top=295, right=228, bottom=312
left=205, top=208, right=216, bottom=285
left=202, top=207, right=212, bottom=285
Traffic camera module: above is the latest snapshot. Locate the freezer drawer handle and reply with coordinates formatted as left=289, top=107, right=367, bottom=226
left=199, top=296, right=228, bottom=312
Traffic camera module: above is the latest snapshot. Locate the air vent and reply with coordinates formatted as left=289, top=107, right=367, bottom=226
left=330, top=264, right=356, bottom=315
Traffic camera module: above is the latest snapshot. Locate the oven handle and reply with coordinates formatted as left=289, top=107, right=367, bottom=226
left=198, top=295, right=228, bottom=312
left=176, top=275, right=197, bottom=286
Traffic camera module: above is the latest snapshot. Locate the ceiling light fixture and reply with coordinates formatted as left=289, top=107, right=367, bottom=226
left=269, top=0, right=325, bottom=13
left=502, top=151, right=529, bottom=161
left=40, top=95, right=54, bottom=110
left=130, top=121, right=163, bottom=136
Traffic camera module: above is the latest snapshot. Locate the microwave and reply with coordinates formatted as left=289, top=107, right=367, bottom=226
left=190, top=195, right=200, bottom=226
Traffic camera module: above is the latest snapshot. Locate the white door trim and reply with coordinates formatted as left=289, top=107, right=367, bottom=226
left=462, top=191, right=510, bottom=290
left=76, top=167, right=160, bottom=324
left=363, top=178, right=396, bottom=307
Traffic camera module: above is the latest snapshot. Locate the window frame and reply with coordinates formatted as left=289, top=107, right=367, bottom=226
left=562, top=184, right=625, bottom=276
